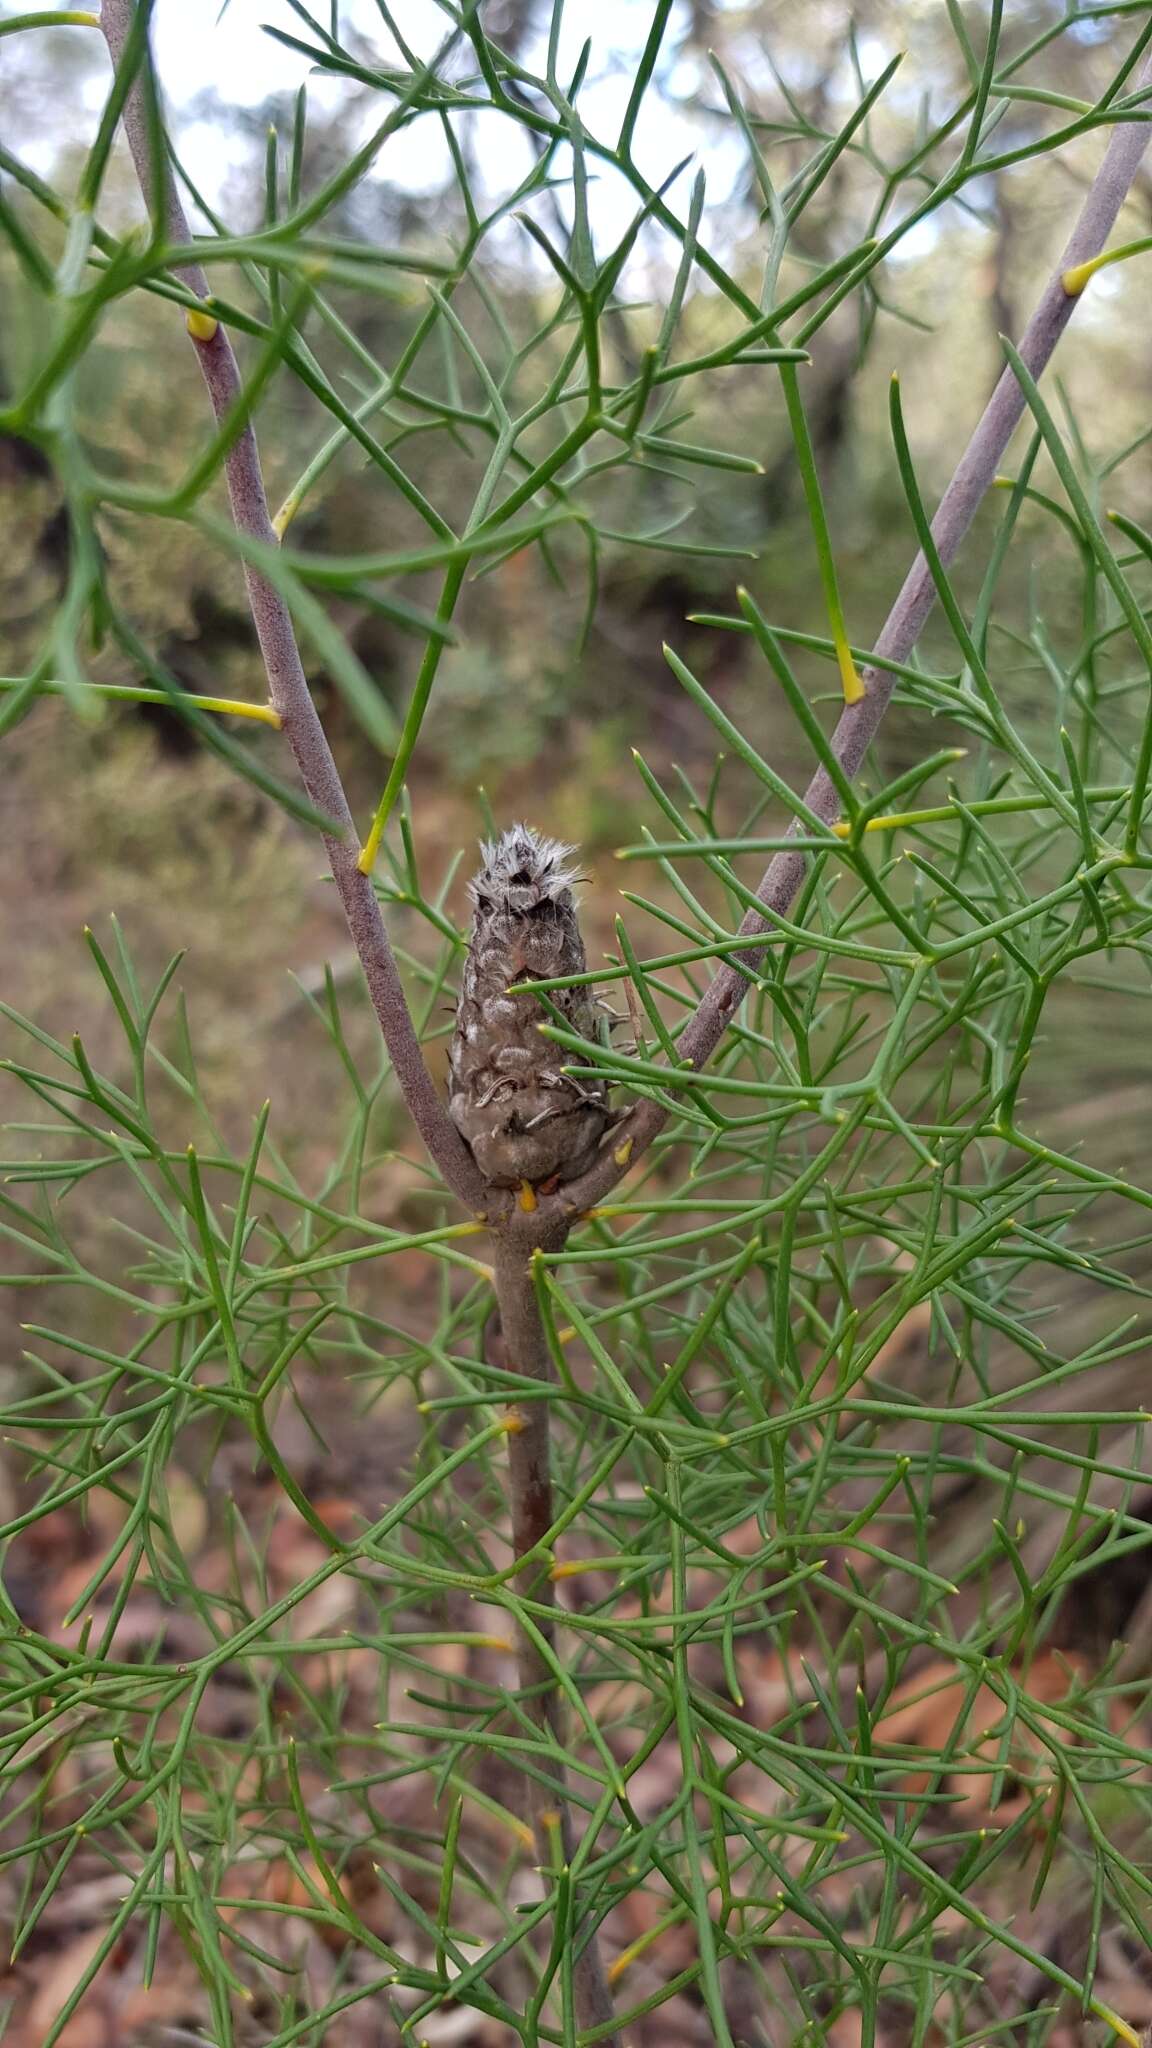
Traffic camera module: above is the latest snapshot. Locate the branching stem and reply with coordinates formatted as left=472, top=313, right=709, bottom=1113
left=534, top=54, right=1152, bottom=1229
left=98, top=0, right=485, bottom=1216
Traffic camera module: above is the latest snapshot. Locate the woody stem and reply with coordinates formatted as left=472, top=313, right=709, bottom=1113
left=540, top=51, right=1152, bottom=1226
left=98, top=0, right=486, bottom=1215
left=492, top=1233, right=619, bottom=2045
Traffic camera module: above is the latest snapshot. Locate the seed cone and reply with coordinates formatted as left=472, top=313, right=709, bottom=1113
left=448, top=826, right=612, bottom=1188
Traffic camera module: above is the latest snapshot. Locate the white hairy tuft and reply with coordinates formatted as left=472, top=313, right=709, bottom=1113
left=468, top=825, right=580, bottom=912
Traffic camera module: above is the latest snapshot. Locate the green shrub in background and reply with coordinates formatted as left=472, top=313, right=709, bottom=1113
left=3, top=3, right=1152, bottom=2043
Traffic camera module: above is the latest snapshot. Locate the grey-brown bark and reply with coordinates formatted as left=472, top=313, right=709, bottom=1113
left=98, top=0, right=486, bottom=1220
left=493, top=1235, right=619, bottom=2040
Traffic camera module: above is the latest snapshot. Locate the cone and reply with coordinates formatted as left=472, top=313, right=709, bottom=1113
left=448, top=826, right=612, bottom=1188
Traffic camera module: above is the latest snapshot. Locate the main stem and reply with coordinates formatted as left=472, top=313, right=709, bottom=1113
left=493, top=1233, right=619, bottom=2042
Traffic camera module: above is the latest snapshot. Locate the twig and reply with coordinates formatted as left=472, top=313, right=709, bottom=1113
left=98, top=0, right=486, bottom=1217
left=493, top=1237, right=620, bottom=2043
left=536, top=54, right=1152, bottom=1228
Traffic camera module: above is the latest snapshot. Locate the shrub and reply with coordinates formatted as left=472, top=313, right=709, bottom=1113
left=3, top=5, right=1152, bottom=2044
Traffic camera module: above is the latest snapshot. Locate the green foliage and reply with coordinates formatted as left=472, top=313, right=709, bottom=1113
left=3, top=3, right=1152, bottom=2044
